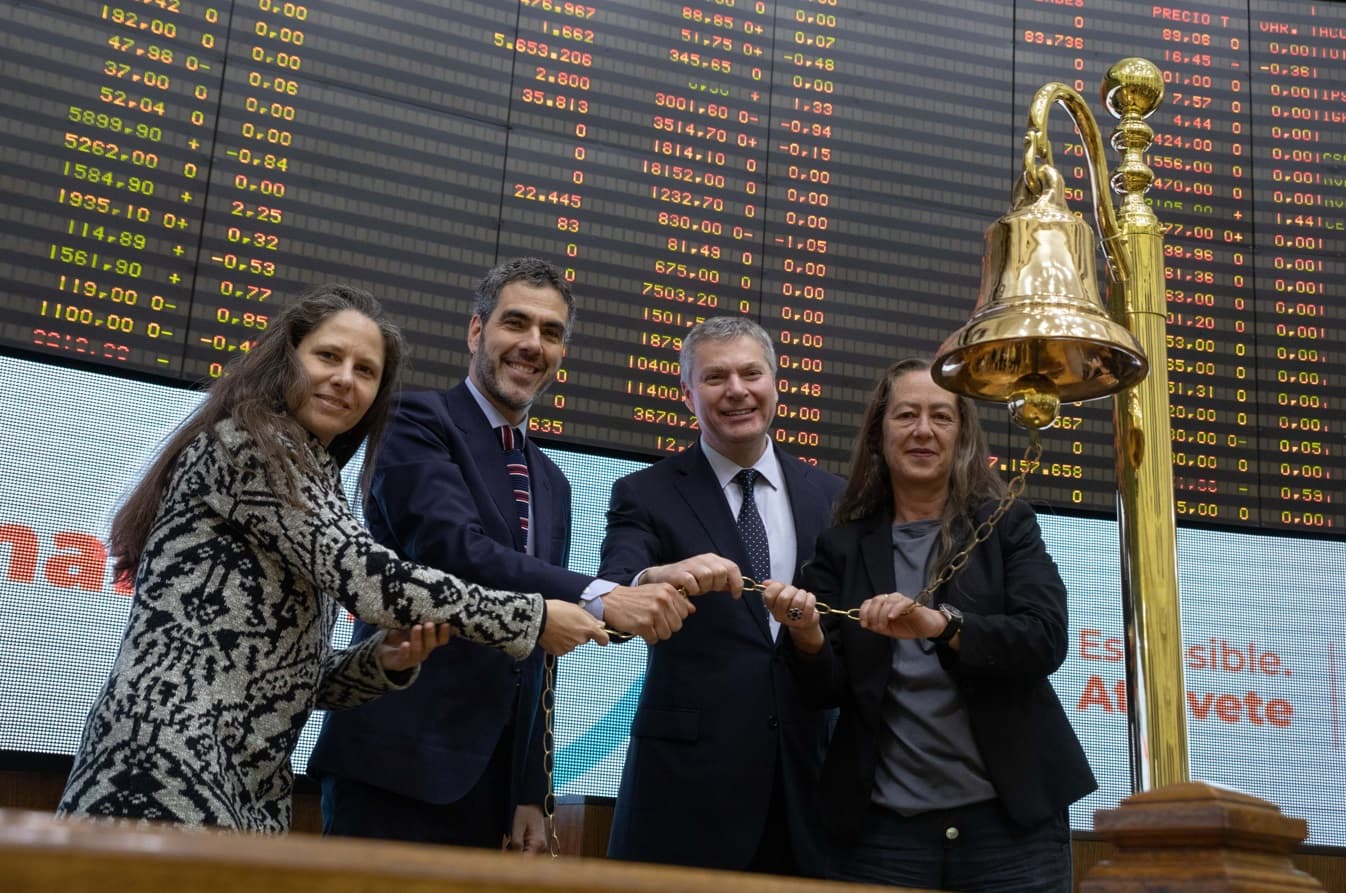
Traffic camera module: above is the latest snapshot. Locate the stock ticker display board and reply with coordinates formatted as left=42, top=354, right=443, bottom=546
left=0, top=0, right=1343, bottom=533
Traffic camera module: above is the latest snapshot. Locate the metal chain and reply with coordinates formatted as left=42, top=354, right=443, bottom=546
left=541, top=652, right=561, bottom=858
left=911, top=431, right=1042, bottom=608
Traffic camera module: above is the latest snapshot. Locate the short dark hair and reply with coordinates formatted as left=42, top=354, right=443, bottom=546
left=472, top=257, right=576, bottom=338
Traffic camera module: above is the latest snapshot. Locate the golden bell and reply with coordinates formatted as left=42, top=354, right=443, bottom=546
left=932, top=164, right=1147, bottom=428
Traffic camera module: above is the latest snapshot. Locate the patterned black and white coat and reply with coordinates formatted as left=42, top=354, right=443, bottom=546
left=58, top=419, right=543, bottom=832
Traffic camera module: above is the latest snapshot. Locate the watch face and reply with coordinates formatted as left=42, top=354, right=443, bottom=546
left=931, top=604, right=962, bottom=642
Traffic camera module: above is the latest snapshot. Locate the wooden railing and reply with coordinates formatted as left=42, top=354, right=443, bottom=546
left=0, top=808, right=897, bottom=893
left=3, top=760, right=1342, bottom=892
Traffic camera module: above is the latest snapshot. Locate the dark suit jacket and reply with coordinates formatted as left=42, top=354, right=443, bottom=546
left=599, top=441, right=844, bottom=875
left=786, top=499, right=1097, bottom=842
left=307, top=383, right=591, bottom=810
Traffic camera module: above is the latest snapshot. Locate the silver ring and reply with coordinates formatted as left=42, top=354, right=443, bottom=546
left=787, top=607, right=803, bottom=622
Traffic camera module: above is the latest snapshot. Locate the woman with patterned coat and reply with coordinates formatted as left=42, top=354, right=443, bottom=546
left=58, top=285, right=607, bottom=832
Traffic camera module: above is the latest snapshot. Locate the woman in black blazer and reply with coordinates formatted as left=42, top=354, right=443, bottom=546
left=763, top=358, right=1096, bottom=892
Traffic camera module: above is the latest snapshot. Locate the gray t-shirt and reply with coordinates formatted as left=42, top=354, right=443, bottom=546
left=871, top=519, right=997, bottom=815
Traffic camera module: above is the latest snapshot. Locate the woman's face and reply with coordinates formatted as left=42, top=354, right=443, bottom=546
left=290, top=309, right=384, bottom=445
left=881, top=369, right=961, bottom=492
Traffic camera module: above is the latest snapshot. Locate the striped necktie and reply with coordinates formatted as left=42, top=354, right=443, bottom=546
left=498, top=425, right=530, bottom=551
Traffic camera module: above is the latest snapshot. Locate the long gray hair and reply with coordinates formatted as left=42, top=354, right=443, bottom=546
left=834, top=358, right=1007, bottom=587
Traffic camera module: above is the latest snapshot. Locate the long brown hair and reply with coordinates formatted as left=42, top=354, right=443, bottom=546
left=108, top=284, right=403, bottom=581
left=834, top=358, right=1007, bottom=585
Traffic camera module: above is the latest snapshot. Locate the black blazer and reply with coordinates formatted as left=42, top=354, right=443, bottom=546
left=599, top=441, right=844, bottom=874
left=308, top=384, right=591, bottom=808
left=787, top=498, right=1097, bottom=842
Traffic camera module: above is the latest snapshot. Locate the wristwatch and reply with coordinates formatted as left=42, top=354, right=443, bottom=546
left=929, top=603, right=964, bottom=644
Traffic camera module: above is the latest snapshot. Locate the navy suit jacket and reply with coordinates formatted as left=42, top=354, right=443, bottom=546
left=599, top=441, right=843, bottom=875
left=307, top=383, right=590, bottom=808
left=786, top=499, right=1098, bottom=842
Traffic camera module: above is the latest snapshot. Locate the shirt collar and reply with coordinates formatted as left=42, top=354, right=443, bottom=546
left=701, top=436, right=780, bottom=493
left=465, top=377, right=528, bottom=445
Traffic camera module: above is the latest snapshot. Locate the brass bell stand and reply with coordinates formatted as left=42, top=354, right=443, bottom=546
left=1081, top=782, right=1325, bottom=892
left=932, top=56, right=1323, bottom=890
left=933, top=58, right=1186, bottom=790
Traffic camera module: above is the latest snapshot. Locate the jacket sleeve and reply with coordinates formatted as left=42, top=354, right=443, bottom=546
left=942, top=500, right=1070, bottom=684
left=597, top=472, right=664, bottom=585
left=199, top=424, right=543, bottom=661
left=314, top=629, right=419, bottom=710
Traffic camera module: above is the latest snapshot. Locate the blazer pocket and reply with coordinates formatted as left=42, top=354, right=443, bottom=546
left=630, top=707, right=700, bottom=742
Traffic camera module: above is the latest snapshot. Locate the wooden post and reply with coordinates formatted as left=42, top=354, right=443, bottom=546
left=1081, top=781, right=1325, bottom=892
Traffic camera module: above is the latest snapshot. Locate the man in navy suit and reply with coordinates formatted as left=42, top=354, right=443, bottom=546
left=308, top=258, right=687, bottom=852
left=599, top=316, right=844, bottom=876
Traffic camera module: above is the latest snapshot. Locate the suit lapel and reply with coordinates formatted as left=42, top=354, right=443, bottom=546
left=673, top=444, right=774, bottom=642
left=853, top=515, right=898, bottom=704
left=671, top=443, right=741, bottom=557
left=447, top=384, right=526, bottom=553
left=776, top=446, right=826, bottom=582
left=859, top=514, right=897, bottom=601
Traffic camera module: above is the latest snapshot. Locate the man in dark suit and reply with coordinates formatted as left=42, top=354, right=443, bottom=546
left=599, top=316, right=844, bottom=876
left=308, top=258, right=687, bottom=852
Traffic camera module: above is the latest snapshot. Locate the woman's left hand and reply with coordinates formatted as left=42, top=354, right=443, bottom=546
left=378, top=621, right=452, bottom=672
left=858, top=592, right=946, bottom=640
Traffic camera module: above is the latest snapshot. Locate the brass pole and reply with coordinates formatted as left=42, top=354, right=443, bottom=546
left=1017, top=60, right=1191, bottom=789
left=1102, top=59, right=1190, bottom=789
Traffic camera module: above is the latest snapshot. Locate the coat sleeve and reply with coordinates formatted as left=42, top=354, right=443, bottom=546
left=199, top=424, right=543, bottom=661
left=597, top=472, right=664, bottom=584
left=314, top=630, right=417, bottom=710
left=942, top=501, right=1070, bottom=683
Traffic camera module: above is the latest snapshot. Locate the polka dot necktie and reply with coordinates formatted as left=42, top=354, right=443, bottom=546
left=498, top=425, right=530, bottom=552
left=734, top=468, right=771, bottom=582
